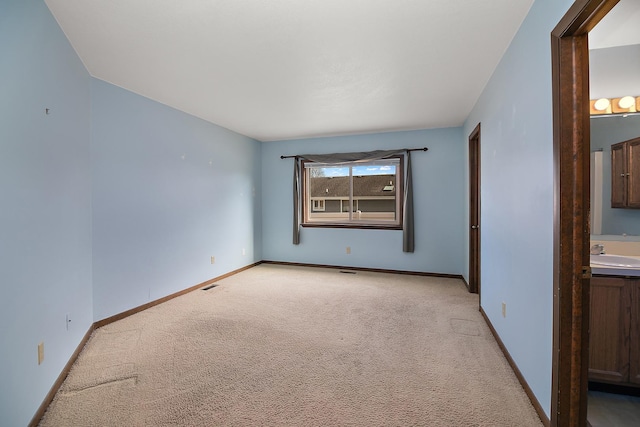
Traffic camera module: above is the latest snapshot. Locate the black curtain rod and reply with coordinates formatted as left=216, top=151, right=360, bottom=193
left=279, top=147, right=428, bottom=159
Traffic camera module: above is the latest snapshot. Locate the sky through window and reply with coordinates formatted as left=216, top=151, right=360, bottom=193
left=319, top=165, right=396, bottom=177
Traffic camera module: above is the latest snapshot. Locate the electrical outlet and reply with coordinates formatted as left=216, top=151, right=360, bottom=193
left=502, top=302, right=507, bottom=318
left=210, top=256, right=215, bottom=264
left=38, top=342, right=44, bottom=365
left=242, top=248, right=246, bottom=256
left=66, top=313, right=71, bottom=331
left=346, top=246, right=351, bottom=254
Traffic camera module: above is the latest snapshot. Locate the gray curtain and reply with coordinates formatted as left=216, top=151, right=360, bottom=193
left=291, top=149, right=414, bottom=252
left=292, top=158, right=301, bottom=245
left=402, top=151, right=414, bottom=252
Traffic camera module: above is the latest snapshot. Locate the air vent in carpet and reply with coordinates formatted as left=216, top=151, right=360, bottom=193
left=201, top=284, right=218, bottom=290
left=339, top=271, right=356, bottom=274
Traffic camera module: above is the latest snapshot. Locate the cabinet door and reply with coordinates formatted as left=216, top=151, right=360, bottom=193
left=589, top=277, right=631, bottom=383
left=630, top=280, right=640, bottom=385
left=628, top=139, right=640, bottom=208
left=611, top=142, right=627, bottom=208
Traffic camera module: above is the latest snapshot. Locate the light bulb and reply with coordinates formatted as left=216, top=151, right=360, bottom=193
left=618, top=96, right=635, bottom=109
left=594, top=98, right=610, bottom=111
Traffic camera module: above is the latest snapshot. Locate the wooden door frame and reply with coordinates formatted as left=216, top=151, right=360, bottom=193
left=551, top=0, right=619, bottom=426
left=468, top=123, right=481, bottom=296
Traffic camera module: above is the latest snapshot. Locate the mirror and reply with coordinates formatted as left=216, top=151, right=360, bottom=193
left=589, top=42, right=640, bottom=237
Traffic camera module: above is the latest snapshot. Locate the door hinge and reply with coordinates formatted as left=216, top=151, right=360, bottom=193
left=581, top=266, right=592, bottom=279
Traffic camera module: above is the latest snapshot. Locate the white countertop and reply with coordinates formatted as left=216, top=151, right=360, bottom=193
left=592, top=266, right=640, bottom=277
left=592, top=254, right=640, bottom=277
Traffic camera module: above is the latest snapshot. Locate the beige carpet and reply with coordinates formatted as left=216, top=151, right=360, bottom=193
left=40, top=264, right=543, bottom=426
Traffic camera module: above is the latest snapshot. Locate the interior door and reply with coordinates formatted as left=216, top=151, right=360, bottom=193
left=468, top=124, right=481, bottom=295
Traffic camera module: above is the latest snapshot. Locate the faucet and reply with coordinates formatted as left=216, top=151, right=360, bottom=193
left=590, top=244, right=605, bottom=255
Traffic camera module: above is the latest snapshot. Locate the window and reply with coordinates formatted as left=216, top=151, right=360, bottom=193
left=302, top=157, right=402, bottom=228
left=312, top=199, right=325, bottom=211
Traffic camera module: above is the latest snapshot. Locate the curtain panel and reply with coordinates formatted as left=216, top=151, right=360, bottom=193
left=291, top=149, right=415, bottom=253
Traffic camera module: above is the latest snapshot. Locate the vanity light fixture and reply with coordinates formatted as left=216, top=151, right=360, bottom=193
left=590, top=95, right=640, bottom=116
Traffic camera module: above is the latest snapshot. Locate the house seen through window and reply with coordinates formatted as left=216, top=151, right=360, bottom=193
left=303, top=157, right=402, bottom=228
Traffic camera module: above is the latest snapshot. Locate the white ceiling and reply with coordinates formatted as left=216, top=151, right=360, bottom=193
left=588, top=0, right=640, bottom=99
left=589, top=0, right=640, bottom=50
left=44, top=0, right=534, bottom=142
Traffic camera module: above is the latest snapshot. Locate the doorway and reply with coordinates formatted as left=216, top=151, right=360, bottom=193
left=468, top=123, right=481, bottom=296
left=551, top=0, right=619, bottom=426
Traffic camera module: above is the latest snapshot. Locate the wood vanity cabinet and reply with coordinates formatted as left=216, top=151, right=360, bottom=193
left=611, top=137, right=640, bottom=209
left=589, top=276, right=640, bottom=386
left=631, top=279, right=640, bottom=385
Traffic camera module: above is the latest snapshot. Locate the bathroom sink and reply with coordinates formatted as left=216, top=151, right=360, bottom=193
left=590, top=254, right=640, bottom=268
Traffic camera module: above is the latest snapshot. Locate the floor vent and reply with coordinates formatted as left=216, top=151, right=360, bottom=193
left=339, top=271, right=356, bottom=274
left=201, top=284, right=218, bottom=291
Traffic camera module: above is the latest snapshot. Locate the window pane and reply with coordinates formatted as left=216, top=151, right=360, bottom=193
left=352, top=162, right=397, bottom=221
left=308, top=166, right=350, bottom=221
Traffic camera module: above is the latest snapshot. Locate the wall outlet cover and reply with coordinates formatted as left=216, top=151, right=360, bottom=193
left=38, top=342, right=44, bottom=365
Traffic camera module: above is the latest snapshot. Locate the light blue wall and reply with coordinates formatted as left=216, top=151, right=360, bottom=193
left=463, top=0, right=575, bottom=418
left=0, top=2, right=262, bottom=423
left=591, top=115, right=640, bottom=236
left=0, top=1, right=93, bottom=426
left=91, top=79, right=262, bottom=321
left=261, top=128, right=465, bottom=274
